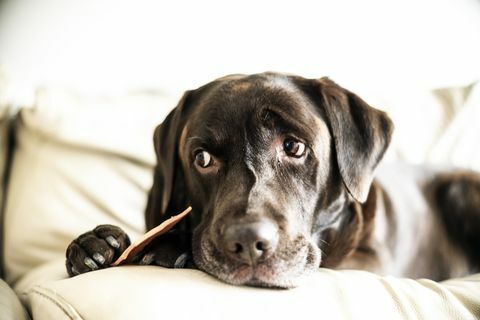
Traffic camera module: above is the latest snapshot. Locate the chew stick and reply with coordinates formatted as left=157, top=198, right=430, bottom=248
left=111, top=206, right=192, bottom=266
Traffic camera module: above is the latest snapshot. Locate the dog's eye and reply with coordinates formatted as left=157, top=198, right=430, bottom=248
left=283, top=138, right=306, bottom=157
left=194, top=150, right=213, bottom=168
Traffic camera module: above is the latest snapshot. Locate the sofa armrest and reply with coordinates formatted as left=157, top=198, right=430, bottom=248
left=0, top=279, right=30, bottom=320
left=22, top=264, right=480, bottom=320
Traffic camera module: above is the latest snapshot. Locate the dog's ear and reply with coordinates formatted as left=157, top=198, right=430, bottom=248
left=316, top=78, right=393, bottom=203
left=145, top=91, right=194, bottom=230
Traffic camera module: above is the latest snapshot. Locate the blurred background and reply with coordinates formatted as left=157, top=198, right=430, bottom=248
left=0, top=0, right=479, bottom=105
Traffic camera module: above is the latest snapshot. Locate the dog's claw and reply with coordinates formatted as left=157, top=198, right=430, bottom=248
left=70, top=266, right=80, bottom=276
left=84, top=257, right=99, bottom=270
left=174, top=252, right=190, bottom=268
left=139, top=252, right=155, bottom=265
left=106, top=236, right=120, bottom=249
left=92, top=253, right=106, bottom=265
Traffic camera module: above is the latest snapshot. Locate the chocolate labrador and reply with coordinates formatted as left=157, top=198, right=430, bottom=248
left=66, top=72, right=480, bottom=288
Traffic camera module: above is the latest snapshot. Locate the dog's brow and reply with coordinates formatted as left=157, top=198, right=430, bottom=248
left=264, top=107, right=317, bottom=140
left=185, top=135, right=225, bottom=154
left=186, top=136, right=209, bottom=148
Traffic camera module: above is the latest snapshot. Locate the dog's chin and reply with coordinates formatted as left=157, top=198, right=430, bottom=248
left=219, top=261, right=317, bottom=289
left=193, top=237, right=321, bottom=289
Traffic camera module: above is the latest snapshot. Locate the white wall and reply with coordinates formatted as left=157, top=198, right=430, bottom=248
left=0, top=0, right=479, bottom=104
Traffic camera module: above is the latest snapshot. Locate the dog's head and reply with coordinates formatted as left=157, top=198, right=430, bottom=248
left=146, top=73, right=393, bottom=287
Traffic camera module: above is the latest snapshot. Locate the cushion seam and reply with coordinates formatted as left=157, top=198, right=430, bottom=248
left=29, top=286, right=84, bottom=320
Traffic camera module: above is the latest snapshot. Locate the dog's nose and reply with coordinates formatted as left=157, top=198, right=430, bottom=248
left=223, top=220, right=279, bottom=265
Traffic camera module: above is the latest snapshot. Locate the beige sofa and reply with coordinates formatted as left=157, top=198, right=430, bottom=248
left=1, top=84, right=480, bottom=319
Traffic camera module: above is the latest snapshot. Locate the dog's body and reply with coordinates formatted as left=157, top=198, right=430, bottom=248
left=66, top=73, right=480, bottom=288
left=328, top=163, right=476, bottom=280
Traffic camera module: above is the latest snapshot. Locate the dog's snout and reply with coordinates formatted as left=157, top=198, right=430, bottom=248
left=223, top=220, right=279, bottom=265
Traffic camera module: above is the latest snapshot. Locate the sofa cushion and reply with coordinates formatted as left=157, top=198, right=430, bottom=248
left=370, top=81, right=480, bottom=170
left=3, top=89, right=177, bottom=284
left=22, top=262, right=480, bottom=320
left=426, top=83, right=480, bottom=168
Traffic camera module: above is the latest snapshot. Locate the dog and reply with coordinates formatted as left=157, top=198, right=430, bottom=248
left=66, top=72, right=480, bottom=288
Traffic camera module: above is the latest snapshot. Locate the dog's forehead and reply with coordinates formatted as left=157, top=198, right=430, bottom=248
left=260, top=74, right=301, bottom=93
left=225, top=73, right=303, bottom=97
left=190, top=74, right=318, bottom=129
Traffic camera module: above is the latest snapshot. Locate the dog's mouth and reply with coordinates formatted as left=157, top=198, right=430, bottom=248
left=192, top=232, right=321, bottom=288
left=223, top=262, right=284, bottom=288
left=220, top=259, right=312, bottom=288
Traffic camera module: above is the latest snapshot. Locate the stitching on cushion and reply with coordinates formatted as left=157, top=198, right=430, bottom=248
left=29, top=286, right=84, bottom=320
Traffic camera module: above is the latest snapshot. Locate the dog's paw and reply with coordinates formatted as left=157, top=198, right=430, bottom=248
left=137, top=230, right=195, bottom=269
left=66, top=225, right=131, bottom=277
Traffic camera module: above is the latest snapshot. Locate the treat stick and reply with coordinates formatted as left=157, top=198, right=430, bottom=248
left=111, top=206, right=192, bottom=266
